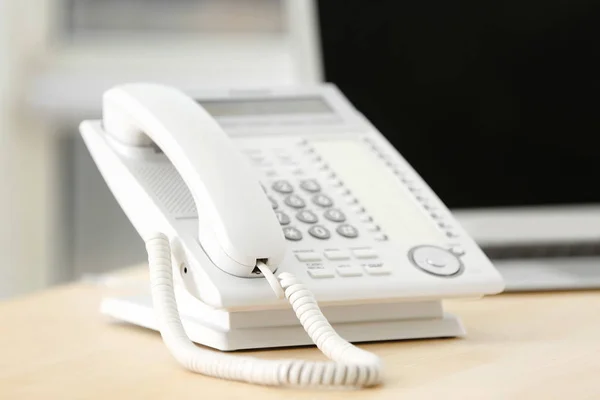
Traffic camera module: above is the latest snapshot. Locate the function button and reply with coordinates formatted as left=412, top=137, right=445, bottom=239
left=296, top=210, right=318, bottom=224
left=336, top=264, right=363, bottom=277
left=295, top=251, right=322, bottom=262
left=430, top=211, right=442, bottom=219
left=352, top=248, right=377, bottom=259
left=275, top=211, right=290, bottom=225
left=358, top=214, right=372, bottom=223
left=268, top=197, right=278, bottom=209
left=337, top=224, right=359, bottom=238
left=324, top=208, right=346, bottom=223
left=299, top=179, right=321, bottom=193
left=324, top=250, right=350, bottom=260
left=249, top=154, right=266, bottom=163
left=450, top=246, right=466, bottom=256
left=328, top=179, right=343, bottom=187
left=283, top=227, right=303, bottom=241
left=374, top=233, right=388, bottom=241
left=366, top=224, right=381, bottom=232
left=351, top=205, right=366, bottom=214
left=344, top=197, right=358, bottom=205
left=265, top=170, right=278, bottom=178
left=284, top=194, right=306, bottom=209
left=308, top=225, right=331, bottom=240
left=312, top=194, right=334, bottom=208
left=308, top=268, right=335, bottom=278
left=362, top=262, right=392, bottom=275
left=437, top=222, right=451, bottom=229
left=272, top=180, right=294, bottom=194
left=446, top=231, right=459, bottom=239
left=409, top=245, right=463, bottom=276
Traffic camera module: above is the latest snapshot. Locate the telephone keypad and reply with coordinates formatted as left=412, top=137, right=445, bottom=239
left=275, top=211, right=290, bottom=225
left=272, top=180, right=294, bottom=194
left=300, top=179, right=321, bottom=193
left=323, top=208, right=346, bottom=223
left=308, top=225, right=331, bottom=240
left=283, top=227, right=303, bottom=241
left=284, top=194, right=306, bottom=209
left=312, top=194, right=334, bottom=208
left=242, top=141, right=389, bottom=246
left=296, top=210, right=318, bottom=224
left=336, top=224, right=359, bottom=238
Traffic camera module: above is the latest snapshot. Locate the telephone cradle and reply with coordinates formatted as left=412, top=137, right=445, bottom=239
left=101, top=287, right=466, bottom=351
left=82, top=83, right=504, bottom=387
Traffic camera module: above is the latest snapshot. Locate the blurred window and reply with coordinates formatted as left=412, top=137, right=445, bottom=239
left=60, top=0, right=284, bottom=41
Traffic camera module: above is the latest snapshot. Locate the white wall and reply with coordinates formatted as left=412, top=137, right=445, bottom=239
left=0, top=0, right=56, bottom=298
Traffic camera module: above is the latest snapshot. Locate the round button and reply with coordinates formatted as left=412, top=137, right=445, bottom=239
left=283, top=227, right=303, bottom=241
left=284, top=194, right=306, bottom=209
left=300, top=179, right=321, bottom=193
left=408, top=245, right=463, bottom=277
left=268, top=197, right=278, bottom=209
left=296, top=210, right=318, bottom=224
left=324, top=208, right=346, bottom=222
left=308, top=225, right=331, bottom=240
left=272, top=180, right=294, bottom=194
left=275, top=211, right=290, bottom=225
left=312, top=194, right=334, bottom=207
left=336, top=224, right=359, bottom=238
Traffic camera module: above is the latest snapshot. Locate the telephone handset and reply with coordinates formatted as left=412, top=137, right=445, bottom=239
left=82, top=83, right=504, bottom=389
left=103, top=84, right=285, bottom=277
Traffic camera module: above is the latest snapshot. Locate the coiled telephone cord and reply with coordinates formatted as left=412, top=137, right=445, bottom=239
left=144, top=232, right=383, bottom=388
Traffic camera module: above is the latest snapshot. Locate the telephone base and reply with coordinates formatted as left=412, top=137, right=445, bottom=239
left=101, top=293, right=466, bottom=351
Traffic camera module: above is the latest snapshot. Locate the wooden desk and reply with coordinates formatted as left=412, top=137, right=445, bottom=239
left=1, top=268, right=599, bottom=400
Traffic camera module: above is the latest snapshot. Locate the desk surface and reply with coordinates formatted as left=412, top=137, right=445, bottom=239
left=1, top=268, right=599, bottom=400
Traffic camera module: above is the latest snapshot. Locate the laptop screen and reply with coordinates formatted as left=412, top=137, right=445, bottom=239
left=317, top=1, right=600, bottom=210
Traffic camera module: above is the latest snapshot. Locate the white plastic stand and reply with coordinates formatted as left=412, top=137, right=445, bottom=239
left=100, top=288, right=465, bottom=351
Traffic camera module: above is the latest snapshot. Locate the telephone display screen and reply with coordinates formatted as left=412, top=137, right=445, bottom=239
left=197, top=97, right=333, bottom=117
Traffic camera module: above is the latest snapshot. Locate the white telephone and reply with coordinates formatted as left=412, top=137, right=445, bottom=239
left=80, top=83, right=504, bottom=388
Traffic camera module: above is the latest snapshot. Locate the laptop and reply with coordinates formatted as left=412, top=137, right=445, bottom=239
left=316, top=0, right=600, bottom=291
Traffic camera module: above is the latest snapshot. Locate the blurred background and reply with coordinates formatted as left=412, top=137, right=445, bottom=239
left=1, top=0, right=599, bottom=298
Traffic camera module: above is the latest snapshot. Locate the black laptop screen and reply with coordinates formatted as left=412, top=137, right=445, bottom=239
left=318, top=1, right=600, bottom=209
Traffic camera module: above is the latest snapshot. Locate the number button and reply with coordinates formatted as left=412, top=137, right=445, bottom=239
left=275, top=211, right=290, bottom=225
left=312, top=194, right=334, bottom=207
left=296, top=210, right=318, bottom=224
left=272, top=180, right=294, bottom=194
left=283, top=227, right=303, bottom=241
left=284, top=194, right=306, bottom=209
left=308, top=225, right=331, bottom=240
left=324, top=208, right=346, bottom=222
left=336, top=224, right=359, bottom=238
left=300, top=179, right=321, bottom=193
left=268, top=197, right=278, bottom=209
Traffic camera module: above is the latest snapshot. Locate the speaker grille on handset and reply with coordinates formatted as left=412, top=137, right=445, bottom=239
left=130, top=162, right=197, bottom=219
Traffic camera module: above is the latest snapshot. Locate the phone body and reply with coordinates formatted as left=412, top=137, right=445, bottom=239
left=81, top=83, right=504, bottom=351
